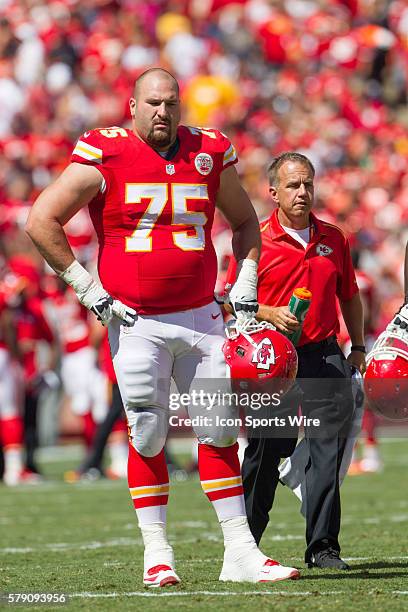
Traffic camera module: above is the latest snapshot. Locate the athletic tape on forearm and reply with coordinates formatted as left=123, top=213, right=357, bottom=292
left=235, top=259, right=258, bottom=291
left=58, top=260, right=106, bottom=308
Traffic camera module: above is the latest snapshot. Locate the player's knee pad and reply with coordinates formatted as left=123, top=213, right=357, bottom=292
left=197, top=433, right=238, bottom=448
left=119, top=359, right=169, bottom=410
left=194, top=414, right=239, bottom=447
left=128, top=407, right=168, bottom=457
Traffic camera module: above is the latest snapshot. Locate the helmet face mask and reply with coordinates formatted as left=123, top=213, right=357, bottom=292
left=223, top=320, right=298, bottom=396
left=364, top=330, right=408, bottom=421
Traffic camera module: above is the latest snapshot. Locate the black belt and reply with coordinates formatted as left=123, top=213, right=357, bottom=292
left=296, top=335, right=337, bottom=354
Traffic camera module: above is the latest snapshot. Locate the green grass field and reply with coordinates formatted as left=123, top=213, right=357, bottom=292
left=1, top=438, right=407, bottom=611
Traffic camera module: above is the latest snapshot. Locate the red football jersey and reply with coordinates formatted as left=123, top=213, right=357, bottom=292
left=70, top=125, right=238, bottom=314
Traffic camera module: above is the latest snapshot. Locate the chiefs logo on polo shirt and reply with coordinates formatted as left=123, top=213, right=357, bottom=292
left=316, top=243, right=333, bottom=256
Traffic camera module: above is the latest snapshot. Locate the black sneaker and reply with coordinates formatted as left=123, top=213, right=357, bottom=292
left=308, top=547, right=350, bottom=570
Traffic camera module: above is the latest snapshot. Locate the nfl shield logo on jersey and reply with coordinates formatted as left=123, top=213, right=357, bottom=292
left=251, top=337, right=276, bottom=371
left=195, top=153, right=213, bottom=176
left=166, top=164, right=175, bottom=175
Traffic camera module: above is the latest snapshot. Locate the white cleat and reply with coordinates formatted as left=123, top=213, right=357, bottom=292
left=143, top=564, right=181, bottom=588
left=219, top=557, right=300, bottom=583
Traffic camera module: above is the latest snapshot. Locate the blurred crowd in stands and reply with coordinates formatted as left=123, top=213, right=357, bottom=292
left=0, top=0, right=407, bottom=482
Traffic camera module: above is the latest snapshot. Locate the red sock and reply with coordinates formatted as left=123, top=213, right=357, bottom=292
left=362, top=408, right=377, bottom=444
left=198, top=443, right=245, bottom=520
left=128, top=443, right=169, bottom=524
left=0, top=416, right=23, bottom=447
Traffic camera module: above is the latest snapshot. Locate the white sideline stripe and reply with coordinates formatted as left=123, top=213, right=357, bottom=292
left=3, top=556, right=408, bottom=568
left=69, top=590, right=408, bottom=599
left=0, top=538, right=139, bottom=554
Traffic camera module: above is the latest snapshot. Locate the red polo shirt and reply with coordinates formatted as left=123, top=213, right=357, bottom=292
left=225, top=209, right=358, bottom=346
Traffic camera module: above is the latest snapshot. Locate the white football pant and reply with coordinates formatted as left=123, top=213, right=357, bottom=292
left=0, top=348, right=21, bottom=419
left=108, top=302, right=239, bottom=455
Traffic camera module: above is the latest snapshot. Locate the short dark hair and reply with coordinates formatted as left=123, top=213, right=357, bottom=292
left=133, top=68, right=179, bottom=99
left=267, top=152, right=315, bottom=187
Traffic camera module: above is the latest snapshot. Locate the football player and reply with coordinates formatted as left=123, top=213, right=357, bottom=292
left=364, top=239, right=408, bottom=422
left=26, top=69, right=300, bottom=586
left=0, top=273, right=24, bottom=485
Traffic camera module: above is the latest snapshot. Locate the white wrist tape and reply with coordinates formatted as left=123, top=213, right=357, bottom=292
left=59, top=260, right=106, bottom=309
left=235, top=259, right=258, bottom=290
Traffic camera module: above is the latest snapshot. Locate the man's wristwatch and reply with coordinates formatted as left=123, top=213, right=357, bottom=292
left=350, top=345, right=366, bottom=353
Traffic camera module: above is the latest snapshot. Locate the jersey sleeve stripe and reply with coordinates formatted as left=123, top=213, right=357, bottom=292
left=73, top=141, right=103, bottom=163
left=223, top=144, right=237, bottom=166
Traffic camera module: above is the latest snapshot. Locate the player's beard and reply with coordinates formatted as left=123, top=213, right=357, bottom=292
left=147, top=124, right=173, bottom=149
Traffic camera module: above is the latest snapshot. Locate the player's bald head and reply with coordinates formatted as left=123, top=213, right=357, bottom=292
left=133, top=68, right=179, bottom=101
left=129, top=68, right=181, bottom=151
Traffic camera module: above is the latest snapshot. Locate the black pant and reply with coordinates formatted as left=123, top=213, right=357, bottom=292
left=24, top=389, right=40, bottom=473
left=242, top=338, right=353, bottom=561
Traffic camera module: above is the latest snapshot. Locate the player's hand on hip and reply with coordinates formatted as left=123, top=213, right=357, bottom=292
left=58, top=260, right=137, bottom=327
left=90, top=294, right=114, bottom=325
left=112, top=299, right=137, bottom=326
left=90, top=295, right=137, bottom=327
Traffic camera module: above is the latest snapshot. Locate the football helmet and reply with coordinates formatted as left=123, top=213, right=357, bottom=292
left=364, top=319, right=408, bottom=421
left=223, top=319, right=298, bottom=395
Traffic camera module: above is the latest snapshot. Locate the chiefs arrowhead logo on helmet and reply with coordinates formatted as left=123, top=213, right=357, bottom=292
left=364, top=329, right=408, bottom=421
left=223, top=320, right=298, bottom=395
left=252, top=337, right=275, bottom=370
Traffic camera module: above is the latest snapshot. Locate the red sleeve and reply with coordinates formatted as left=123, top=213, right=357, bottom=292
left=189, top=127, right=238, bottom=170
left=70, top=127, right=128, bottom=189
left=224, top=255, right=237, bottom=292
left=336, top=237, right=359, bottom=301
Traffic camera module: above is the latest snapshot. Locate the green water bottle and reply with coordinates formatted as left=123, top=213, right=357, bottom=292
left=285, top=287, right=312, bottom=346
